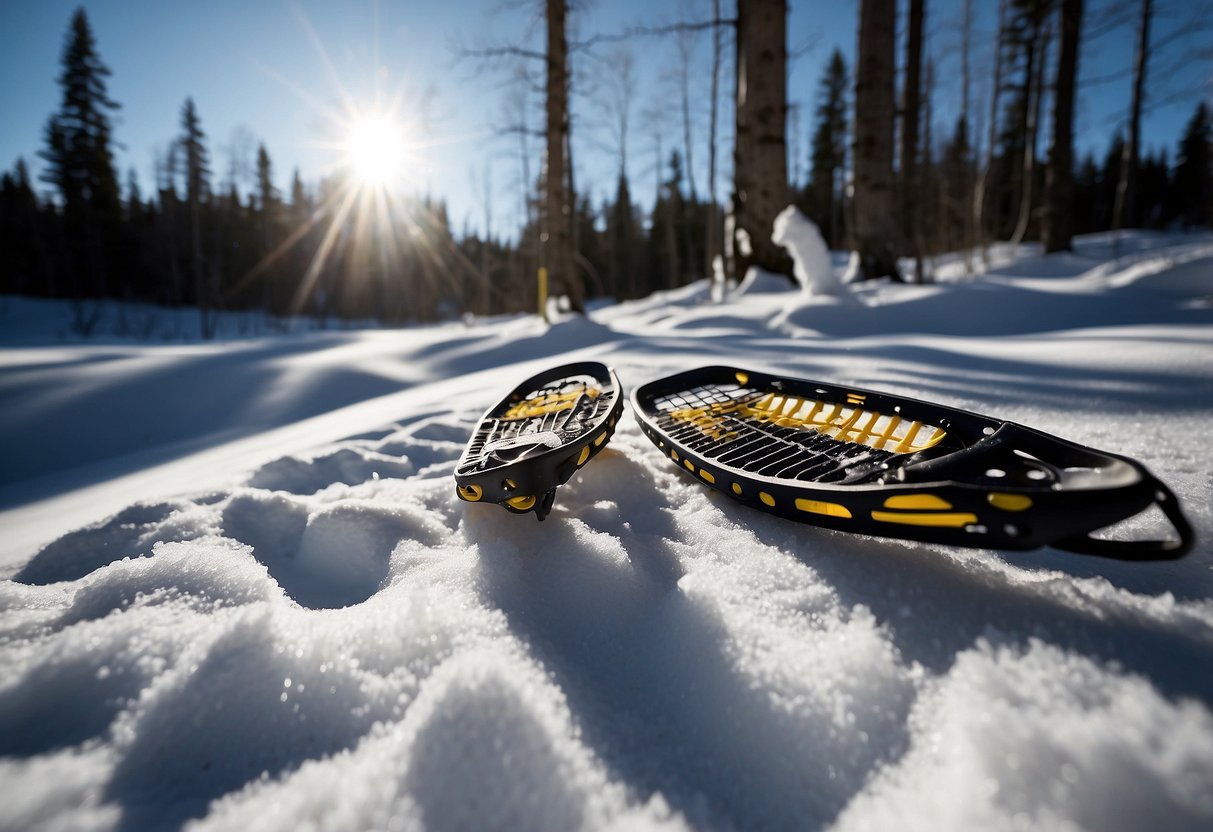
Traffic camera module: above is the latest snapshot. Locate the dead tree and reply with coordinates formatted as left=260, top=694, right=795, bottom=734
left=1010, top=7, right=1052, bottom=246
left=1112, top=0, right=1152, bottom=235
left=975, top=0, right=1009, bottom=262
left=544, top=0, right=584, bottom=313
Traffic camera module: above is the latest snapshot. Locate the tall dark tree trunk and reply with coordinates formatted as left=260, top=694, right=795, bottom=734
left=1113, top=0, right=1151, bottom=233
left=544, top=0, right=584, bottom=314
left=852, top=0, right=899, bottom=280
left=732, top=0, right=790, bottom=279
left=900, top=0, right=925, bottom=282
left=1043, top=0, right=1083, bottom=253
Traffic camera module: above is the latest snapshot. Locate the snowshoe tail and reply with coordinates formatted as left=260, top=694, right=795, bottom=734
left=455, top=361, right=624, bottom=520
left=632, top=365, right=1193, bottom=558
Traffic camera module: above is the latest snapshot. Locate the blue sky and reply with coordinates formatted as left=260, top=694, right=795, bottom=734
left=1, top=0, right=1208, bottom=238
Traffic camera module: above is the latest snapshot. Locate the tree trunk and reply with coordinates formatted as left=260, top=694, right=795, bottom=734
left=707, top=0, right=723, bottom=294
left=1112, top=0, right=1151, bottom=234
left=960, top=0, right=974, bottom=270
left=1043, top=0, right=1083, bottom=253
left=851, top=0, right=899, bottom=280
left=732, top=0, right=790, bottom=279
left=975, top=0, right=1009, bottom=263
left=1010, top=14, right=1049, bottom=246
left=900, top=0, right=925, bottom=282
left=544, top=0, right=584, bottom=314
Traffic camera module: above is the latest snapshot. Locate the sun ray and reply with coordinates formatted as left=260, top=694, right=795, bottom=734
left=291, top=182, right=360, bottom=316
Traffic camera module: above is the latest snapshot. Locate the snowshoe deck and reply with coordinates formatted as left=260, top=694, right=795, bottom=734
left=455, top=361, right=623, bottom=520
left=632, top=365, right=1192, bottom=559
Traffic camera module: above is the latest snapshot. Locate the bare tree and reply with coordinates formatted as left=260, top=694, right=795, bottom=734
left=1043, top=0, right=1083, bottom=253
left=1112, top=0, right=1152, bottom=235
left=1010, top=5, right=1052, bottom=246
left=543, top=0, right=584, bottom=314
left=675, top=5, right=701, bottom=205
left=732, top=0, right=790, bottom=278
left=851, top=0, right=899, bottom=280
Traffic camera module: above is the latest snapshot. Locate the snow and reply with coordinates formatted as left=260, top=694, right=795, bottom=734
left=2, top=230, right=1213, bottom=831
left=771, top=206, right=846, bottom=296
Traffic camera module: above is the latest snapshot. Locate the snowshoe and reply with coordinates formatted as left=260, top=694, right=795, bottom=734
left=632, top=365, right=1193, bottom=559
left=455, top=361, right=624, bottom=520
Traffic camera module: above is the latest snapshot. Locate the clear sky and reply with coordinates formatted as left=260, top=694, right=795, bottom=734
left=1, top=0, right=1208, bottom=238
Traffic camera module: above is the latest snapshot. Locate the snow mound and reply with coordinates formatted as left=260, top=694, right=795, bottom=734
left=836, top=639, right=1213, bottom=831
left=731, top=266, right=797, bottom=297
left=771, top=205, right=846, bottom=296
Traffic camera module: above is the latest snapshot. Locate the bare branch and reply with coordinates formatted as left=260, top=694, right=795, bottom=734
left=572, top=18, right=734, bottom=52
left=459, top=44, right=546, bottom=62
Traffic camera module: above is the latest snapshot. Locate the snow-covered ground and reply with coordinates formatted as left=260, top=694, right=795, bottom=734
left=2, top=231, right=1212, bottom=831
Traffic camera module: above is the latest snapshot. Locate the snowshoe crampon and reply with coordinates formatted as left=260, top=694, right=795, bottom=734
left=632, top=365, right=1193, bottom=559
left=455, top=361, right=624, bottom=520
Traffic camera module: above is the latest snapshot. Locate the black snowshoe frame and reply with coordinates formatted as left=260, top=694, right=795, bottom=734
left=632, top=365, right=1193, bottom=559
left=455, top=361, right=624, bottom=520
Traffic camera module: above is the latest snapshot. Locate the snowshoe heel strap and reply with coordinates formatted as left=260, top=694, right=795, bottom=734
left=1052, top=477, right=1194, bottom=561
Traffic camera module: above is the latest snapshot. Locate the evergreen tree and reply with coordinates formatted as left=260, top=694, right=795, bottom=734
left=179, top=97, right=214, bottom=334
left=1, top=159, right=44, bottom=296
left=39, top=7, right=122, bottom=310
left=607, top=172, right=637, bottom=300
left=1174, top=102, right=1212, bottom=228
left=805, top=49, right=848, bottom=247
left=256, top=144, right=277, bottom=212
left=1072, top=152, right=1100, bottom=235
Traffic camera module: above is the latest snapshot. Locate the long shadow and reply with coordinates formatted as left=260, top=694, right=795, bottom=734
left=709, top=495, right=1213, bottom=706
left=466, top=451, right=911, bottom=830
left=781, top=276, right=1213, bottom=339
left=0, top=338, right=403, bottom=506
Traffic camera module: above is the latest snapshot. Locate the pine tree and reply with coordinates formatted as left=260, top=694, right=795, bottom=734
left=179, top=97, right=214, bottom=335
left=607, top=172, right=637, bottom=300
left=256, top=143, right=276, bottom=213
left=1174, top=102, right=1212, bottom=229
left=39, top=7, right=122, bottom=310
left=1, top=159, right=44, bottom=296
left=805, top=49, right=848, bottom=248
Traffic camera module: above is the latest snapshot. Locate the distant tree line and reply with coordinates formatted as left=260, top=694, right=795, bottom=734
left=2, top=3, right=1211, bottom=335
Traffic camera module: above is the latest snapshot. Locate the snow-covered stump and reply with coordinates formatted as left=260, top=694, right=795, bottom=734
left=771, top=206, right=847, bottom=297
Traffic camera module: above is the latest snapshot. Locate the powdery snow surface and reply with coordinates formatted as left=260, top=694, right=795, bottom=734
left=2, top=231, right=1213, bottom=831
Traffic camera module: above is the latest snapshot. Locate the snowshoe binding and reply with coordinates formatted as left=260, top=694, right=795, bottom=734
left=632, top=365, right=1193, bottom=559
left=455, top=361, right=624, bottom=520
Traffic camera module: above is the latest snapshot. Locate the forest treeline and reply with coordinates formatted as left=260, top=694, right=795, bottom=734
left=1, top=2, right=1210, bottom=335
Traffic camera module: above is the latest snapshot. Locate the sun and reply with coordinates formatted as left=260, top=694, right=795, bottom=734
left=346, top=115, right=406, bottom=188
